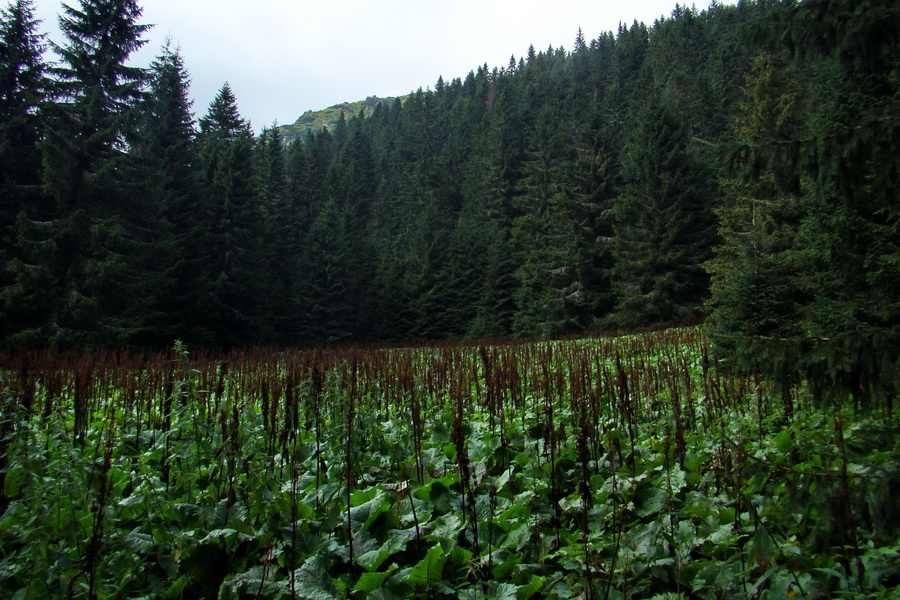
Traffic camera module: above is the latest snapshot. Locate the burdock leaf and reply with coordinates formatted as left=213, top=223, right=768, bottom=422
left=404, top=544, right=446, bottom=586
left=517, top=575, right=546, bottom=600
left=354, top=564, right=398, bottom=592
left=291, top=554, right=339, bottom=600
left=634, top=486, right=666, bottom=517
left=3, top=464, right=26, bottom=497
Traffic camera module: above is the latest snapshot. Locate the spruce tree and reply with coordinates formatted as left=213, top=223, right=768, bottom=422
left=256, top=124, right=299, bottom=345
left=706, top=50, right=808, bottom=360
left=510, top=105, right=574, bottom=337
left=8, top=0, right=150, bottom=346
left=128, top=40, right=201, bottom=345
left=779, top=0, right=898, bottom=407
left=610, top=98, right=716, bottom=329
left=707, top=0, right=899, bottom=410
left=0, top=0, right=47, bottom=199
left=295, top=197, right=355, bottom=341
left=0, top=0, right=49, bottom=342
left=443, top=199, right=516, bottom=339
left=197, top=83, right=270, bottom=346
left=563, top=112, right=620, bottom=327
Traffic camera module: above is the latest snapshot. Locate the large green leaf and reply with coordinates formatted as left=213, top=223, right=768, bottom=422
left=354, top=564, right=398, bottom=592
left=633, top=485, right=666, bottom=518
left=350, top=489, right=390, bottom=532
left=404, top=544, right=446, bottom=587
left=3, top=464, right=26, bottom=497
left=502, top=524, right=532, bottom=552
left=357, top=527, right=417, bottom=571
left=291, top=554, right=340, bottom=600
left=517, top=575, right=546, bottom=600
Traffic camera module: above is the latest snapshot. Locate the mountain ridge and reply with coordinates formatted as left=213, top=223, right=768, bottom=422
left=278, top=95, right=401, bottom=142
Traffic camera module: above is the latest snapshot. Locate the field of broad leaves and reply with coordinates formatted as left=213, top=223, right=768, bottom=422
left=1, top=328, right=898, bottom=599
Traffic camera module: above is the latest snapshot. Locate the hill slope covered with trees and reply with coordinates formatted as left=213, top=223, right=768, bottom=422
left=1, top=0, right=898, bottom=405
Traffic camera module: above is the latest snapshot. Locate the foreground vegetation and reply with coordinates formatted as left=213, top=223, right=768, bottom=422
left=1, top=328, right=897, bottom=599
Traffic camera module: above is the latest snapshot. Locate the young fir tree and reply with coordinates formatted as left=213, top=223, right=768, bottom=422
left=128, top=40, right=201, bottom=345
left=609, top=98, right=716, bottom=329
left=8, top=0, right=150, bottom=346
left=197, top=83, right=270, bottom=346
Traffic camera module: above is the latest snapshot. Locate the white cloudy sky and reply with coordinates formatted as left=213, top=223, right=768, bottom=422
left=30, top=0, right=723, bottom=131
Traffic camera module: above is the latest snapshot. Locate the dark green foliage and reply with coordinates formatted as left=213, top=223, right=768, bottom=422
left=256, top=124, right=301, bottom=345
left=4, top=0, right=151, bottom=347
left=0, top=0, right=46, bottom=195
left=195, top=84, right=271, bottom=346
left=443, top=203, right=516, bottom=339
left=789, top=0, right=900, bottom=409
left=125, top=40, right=197, bottom=346
left=295, top=197, right=356, bottom=341
left=706, top=0, right=900, bottom=411
left=610, top=99, right=716, bottom=329
left=510, top=105, right=572, bottom=336
left=1, top=0, right=895, bottom=428
left=0, top=0, right=49, bottom=340
left=706, top=49, right=809, bottom=358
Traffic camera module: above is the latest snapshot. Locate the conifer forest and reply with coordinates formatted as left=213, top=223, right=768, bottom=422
left=0, top=0, right=898, bottom=598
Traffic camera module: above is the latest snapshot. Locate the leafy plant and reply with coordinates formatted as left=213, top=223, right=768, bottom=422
left=0, top=328, right=897, bottom=598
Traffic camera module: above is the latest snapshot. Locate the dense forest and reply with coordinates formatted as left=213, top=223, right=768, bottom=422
left=1, top=0, right=898, bottom=401
left=1, top=2, right=898, bottom=596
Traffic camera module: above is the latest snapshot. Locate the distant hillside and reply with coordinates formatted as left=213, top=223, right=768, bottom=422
left=279, top=95, right=400, bottom=143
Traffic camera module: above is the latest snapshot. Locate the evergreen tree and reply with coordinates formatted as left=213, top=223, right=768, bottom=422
left=605, top=21, right=650, bottom=144
left=647, top=5, right=716, bottom=138
left=295, top=197, right=355, bottom=341
left=197, top=83, right=270, bottom=346
left=7, top=0, right=150, bottom=346
left=610, top=99, right=716, bottom=329
left=128, top=40, right=201, bottom=345
left=706, top=0, right=900, bottom=410
left=563, top=112, right=620, bottom=326
left=761, top=0, right=897, bottom=408
left=706, top=50, right=808, bottom=357
left=322, top=116, right=378, bottom=337
left=510, top=105, right=573, bottom=336
left=445, top=200, right=516, bottom=339
left=256, top=124, right=300, bottom=345
left=0, top=0, right=46, bottom=200
left=0, top=0, right=49, bottom=341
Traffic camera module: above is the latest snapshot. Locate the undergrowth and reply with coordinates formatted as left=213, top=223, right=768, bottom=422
left=0, top=328, right=897, bottom=598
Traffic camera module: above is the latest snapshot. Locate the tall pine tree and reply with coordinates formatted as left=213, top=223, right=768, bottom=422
left=0, top=0, right=46, bottom=201
left=196, top=83, right=270, bottom=346
left=128, top=40, right=201, bottom=345
left=7, top=0, right=150, bottom=346
left=706, top=49, right=808, bottom=360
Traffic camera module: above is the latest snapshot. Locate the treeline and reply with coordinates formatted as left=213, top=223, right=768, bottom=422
left=1, top=0, right=898, bottom=395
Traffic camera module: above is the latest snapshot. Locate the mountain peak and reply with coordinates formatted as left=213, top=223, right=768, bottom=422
left=279, top=95, right=400, bottom=142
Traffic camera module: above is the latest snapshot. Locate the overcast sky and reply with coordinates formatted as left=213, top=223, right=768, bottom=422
left=30, top=0, right=725, bottom=132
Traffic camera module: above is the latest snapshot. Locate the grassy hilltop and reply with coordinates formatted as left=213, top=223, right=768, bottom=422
left=278, top=95, right=401, bottom=143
